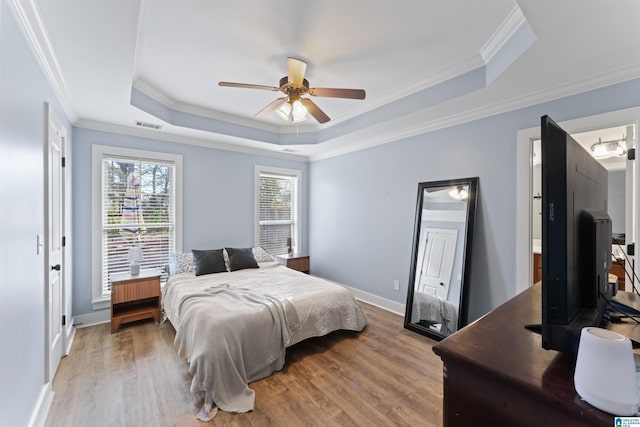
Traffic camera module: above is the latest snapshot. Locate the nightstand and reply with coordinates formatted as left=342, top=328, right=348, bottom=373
left=276, top=253, right=310, bottom=273
left=110, top=270, right=162, bottom=333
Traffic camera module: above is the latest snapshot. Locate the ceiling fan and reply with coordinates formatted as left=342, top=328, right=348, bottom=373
left=218, top=57, right=366, bottom=124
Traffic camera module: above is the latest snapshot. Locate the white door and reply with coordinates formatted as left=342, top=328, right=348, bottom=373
left=46, top=105, right=65, bottom=381
left=416, top=228, right=457, bottom=299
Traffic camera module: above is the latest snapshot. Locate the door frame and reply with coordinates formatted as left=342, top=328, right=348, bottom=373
left=516, top=107, right=640, bottom=296
left=44, top=103, right=66, bottom=383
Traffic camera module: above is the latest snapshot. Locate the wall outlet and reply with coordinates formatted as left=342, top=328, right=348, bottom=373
left=393, top=279, right=400, bottom=291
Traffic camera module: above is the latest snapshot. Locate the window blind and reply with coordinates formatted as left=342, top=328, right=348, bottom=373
left=100, top=156, right=175, bottom=296
left=258, top=172, right=297, bottom=255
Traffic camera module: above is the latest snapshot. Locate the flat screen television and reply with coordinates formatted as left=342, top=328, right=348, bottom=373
left=540, top=115, right=614, bottom=354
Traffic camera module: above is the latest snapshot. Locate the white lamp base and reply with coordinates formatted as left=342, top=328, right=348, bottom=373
left=130, top=262, right=140, bottom=276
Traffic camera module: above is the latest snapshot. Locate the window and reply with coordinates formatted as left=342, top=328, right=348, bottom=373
left=92, top=146, right=182, bottom=308
left=255, top=166, right=301, bottom=256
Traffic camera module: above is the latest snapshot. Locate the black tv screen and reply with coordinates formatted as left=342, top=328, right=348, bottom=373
left=540, top=115, right=613, bottom=354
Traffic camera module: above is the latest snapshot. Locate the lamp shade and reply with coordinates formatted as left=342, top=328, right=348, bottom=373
left=128, top=245, right=144, bottom=263
left=574, top=327, right=639, bottom=416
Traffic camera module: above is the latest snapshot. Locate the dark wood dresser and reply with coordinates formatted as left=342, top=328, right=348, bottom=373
left=433, top=283, right=638, bottom=426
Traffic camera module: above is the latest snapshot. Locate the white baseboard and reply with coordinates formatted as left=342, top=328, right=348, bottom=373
left=72, top=309, right=110, bottom=328
left=28, top=382, right=53, bottom=427
left=343, top=285, right=406, bottom=316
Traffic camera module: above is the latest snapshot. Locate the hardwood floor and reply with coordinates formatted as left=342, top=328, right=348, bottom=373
left=45, top=303, right=444, bottom=427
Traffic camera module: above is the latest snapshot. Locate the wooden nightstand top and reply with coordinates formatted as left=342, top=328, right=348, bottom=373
left=110, top=269, right=162, bottom=284
left=275, top=253, right=309, bottom=261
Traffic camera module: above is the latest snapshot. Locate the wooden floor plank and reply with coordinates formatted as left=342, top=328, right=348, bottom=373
left=45, top=303, right=443, bottom=427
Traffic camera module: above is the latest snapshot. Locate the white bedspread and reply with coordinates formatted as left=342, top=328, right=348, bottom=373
left=411, top=291, right=458, bottom=335
left=163, top=262, right=367, bottom=414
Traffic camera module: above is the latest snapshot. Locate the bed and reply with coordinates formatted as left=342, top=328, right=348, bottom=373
left=162, top=250, right=367, bottom=420
left=410, top=291, right=458, bottom=335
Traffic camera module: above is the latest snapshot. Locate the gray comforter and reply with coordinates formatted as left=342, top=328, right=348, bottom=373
left=163, top=262, right=367, bottom=416
left=173, top=285, right=300, bottom=413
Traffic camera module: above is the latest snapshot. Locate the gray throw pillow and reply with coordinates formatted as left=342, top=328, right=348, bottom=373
left=192, top=249, right=227, bottom=276
left=225, top=247, right=259, bottom=271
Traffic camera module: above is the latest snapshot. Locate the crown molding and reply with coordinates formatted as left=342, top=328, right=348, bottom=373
left=135, top=54, right=485, bottom=137
left=343, top=55, right=486, bottom=121
left=74, top=118, right=308, bottom=162
left=131, top=0, right=150, bottom=81
left=8, top=0, right=77, bottom=122
left=480, top=5, right=527, bottom=63
left=485, top=62, right=640, bottom=117
left=82, top=61, right=640, bottom=164
left=131, top=79, right=323, bottom=134
left=310, top=64, right=640, bottom=162
left=12, top=0, right=638, bottom=165
left=132, top=79, right=274, bottom=131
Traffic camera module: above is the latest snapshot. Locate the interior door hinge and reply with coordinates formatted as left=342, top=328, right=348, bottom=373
left=62, top=236, right=66, bottom=247
left=62, top=315, right=66, bottom=326
left=628, top=148, right=635, bottom=161
left=61, top=156, right=66, bottom=167
left=628, top=243, right=635, bottom=256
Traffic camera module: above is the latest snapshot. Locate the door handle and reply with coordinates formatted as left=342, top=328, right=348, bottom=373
left=51, top=264, right=61, bottom=271
left=439, top=282, right=444, bottom=286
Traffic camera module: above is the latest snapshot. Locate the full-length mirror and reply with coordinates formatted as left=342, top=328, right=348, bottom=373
left=404, top=177, right=478, bottom=341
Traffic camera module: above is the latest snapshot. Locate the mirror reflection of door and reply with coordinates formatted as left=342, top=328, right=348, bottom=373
left=416, top=228, right=458, bottom=298
left=532, top=124, right=636, bottom=291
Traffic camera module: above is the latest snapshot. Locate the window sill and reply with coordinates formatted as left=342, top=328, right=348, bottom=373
left=92, top=297, right=110, bottom=310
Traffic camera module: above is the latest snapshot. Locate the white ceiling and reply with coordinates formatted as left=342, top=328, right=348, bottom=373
left=16, top=0, right=640, bottom=160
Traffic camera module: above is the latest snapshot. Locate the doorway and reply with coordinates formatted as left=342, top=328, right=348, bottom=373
left=515, top=107, right=640, bottom=297
left=531, top=124, right=635, bottom=290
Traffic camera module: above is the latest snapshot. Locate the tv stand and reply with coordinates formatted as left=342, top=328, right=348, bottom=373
left=433, top=283, right=638, bottom=426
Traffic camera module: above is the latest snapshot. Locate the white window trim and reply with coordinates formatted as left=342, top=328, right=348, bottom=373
left=254, top=165, right=302, bottom=254
left=91, top=145, right=183, bottom=309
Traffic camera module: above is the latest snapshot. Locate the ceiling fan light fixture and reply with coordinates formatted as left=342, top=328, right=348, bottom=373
left=448, top=186, right=468, bottom=201
left=275, top=101, right=292, bottom=121
left=291, top=99, right=308, bottom=122
left=276, top=99, right=308, bottom=122
left=219, top=57, right=365, bottom=124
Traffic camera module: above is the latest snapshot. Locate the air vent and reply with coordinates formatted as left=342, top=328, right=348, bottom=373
left=135, top=120, right=161, bottom=130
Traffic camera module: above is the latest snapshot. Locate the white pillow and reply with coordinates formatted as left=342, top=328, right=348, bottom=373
left=253, top=247, right=275, bottom=263
left=168, top=252, right=195, bottom=275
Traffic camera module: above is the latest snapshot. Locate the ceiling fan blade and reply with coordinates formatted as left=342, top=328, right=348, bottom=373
left=308, top=87, right=366, bottom=100
left=218, top=81, right=280, bottom=91
left=287, top=57, right=307, bottom=86
left=300, top=98, right=330, bottom=124
left=255, top=97, right=288, bottom=118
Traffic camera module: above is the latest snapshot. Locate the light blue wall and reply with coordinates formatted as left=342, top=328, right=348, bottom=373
left=0, top=2, right=73, bottom=425
left=72, top=128, right=309, bottom=316
left=309, top=78, right=640, bottom=321
left=608, top=169, right=626, bottom=235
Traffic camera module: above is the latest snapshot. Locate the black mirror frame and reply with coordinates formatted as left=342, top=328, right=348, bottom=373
left=403, top=177, right=479, bottom=341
